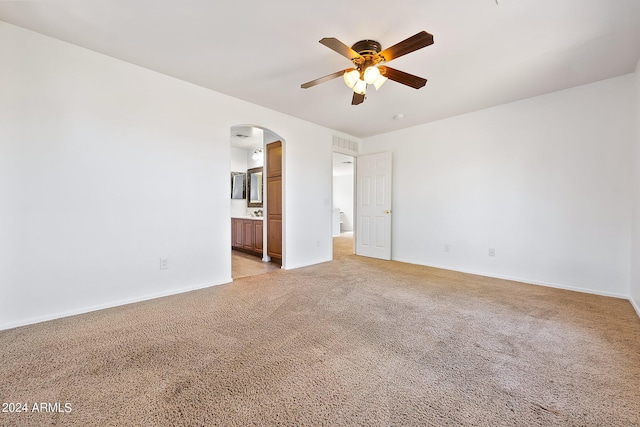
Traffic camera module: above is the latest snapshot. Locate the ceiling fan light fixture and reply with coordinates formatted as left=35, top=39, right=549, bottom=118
left=353, top=79, right=367, bottom=95
left=363, top=66, right=381, bottom=84
left=373, top=75, right=388, bottom=90
left=301, top=31, right=434, bottom=105
left=343, top=69, right=359, bottom=89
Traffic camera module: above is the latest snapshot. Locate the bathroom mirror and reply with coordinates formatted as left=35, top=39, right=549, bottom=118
left=230, top=172, right=246, bottom=199
left=247, top=167, right=263, bottom=207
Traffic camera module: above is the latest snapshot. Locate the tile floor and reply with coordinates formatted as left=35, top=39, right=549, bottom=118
left=231, top=232, right=354, bottom=280
left=231, top=250, right=280, bottom=279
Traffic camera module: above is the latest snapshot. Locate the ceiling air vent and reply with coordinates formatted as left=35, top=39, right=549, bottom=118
left=332, top=135, right=358, bottom=155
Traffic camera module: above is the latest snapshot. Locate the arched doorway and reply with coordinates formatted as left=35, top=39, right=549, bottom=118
left=229, top=124, right=284, bottom=279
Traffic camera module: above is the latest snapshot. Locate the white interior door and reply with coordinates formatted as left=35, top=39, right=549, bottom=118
left=356, top=152, right=392, bottom=260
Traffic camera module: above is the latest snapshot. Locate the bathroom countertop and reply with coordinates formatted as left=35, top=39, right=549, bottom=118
left=231, top=215, right=264, bottom=220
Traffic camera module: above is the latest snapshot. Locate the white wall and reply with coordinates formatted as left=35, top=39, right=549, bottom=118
left=631, top=60, right=640, bottom=316
left=0, top=22, right=338, bottom=330
left=246, top=133, right=264, bottom=170
left=362, top=75, right=635, bottom=297
left=230, top=147, right=248, bottom=217
left=230, top=143, right=265, bottom=218
left=333, top=175, right=354, bottom=231
left=245, top=140, right=264, bottom=216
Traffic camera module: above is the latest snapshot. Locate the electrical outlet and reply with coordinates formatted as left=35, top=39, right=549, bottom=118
left=444, top=244, right=450, bottom=253
left=488, top=248, right=495, bottom=257
left=316, top=240, right=321, bottom=247
left=160, top=258, right=169, bottom=270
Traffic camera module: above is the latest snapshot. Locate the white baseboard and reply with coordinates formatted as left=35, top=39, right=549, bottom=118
left=0, top=278, right=232, bottom=332
left=630, top=295, right=640, bottom=318
left=282, top=257, right=332, bottom=271
left=392, top=258, right=629, bottom=300
left=4, top=263, right=639, bottom=332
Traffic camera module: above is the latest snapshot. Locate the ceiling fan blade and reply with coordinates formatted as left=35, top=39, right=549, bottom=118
left=320, top=38, right=361, bottom=61
left=379, top=66, right=427, bottom=89
left=301, top=69, right=349, bottom=89
left=352, top=92, right=365, bottom=105
left=378, top=31, right=434, bottom=63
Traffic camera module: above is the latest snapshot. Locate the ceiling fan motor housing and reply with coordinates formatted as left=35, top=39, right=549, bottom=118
left=351, top=40, right=384, bottom=74
left=351, top=40, right=382, bottom=57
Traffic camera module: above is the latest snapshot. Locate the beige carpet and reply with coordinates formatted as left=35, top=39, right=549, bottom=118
left=1, top=235, right=639, bottom=426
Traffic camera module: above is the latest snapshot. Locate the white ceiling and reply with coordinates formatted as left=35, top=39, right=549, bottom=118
left=230, top=125, right=281, bottom=150
left=2, top=0, right=639, bottom=138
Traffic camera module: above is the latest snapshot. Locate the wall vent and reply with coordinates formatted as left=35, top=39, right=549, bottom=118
left=332, top=136, right=359, bottom=155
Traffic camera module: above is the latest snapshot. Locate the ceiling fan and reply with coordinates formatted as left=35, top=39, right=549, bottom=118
left=301, top=31, right=434, bottom=105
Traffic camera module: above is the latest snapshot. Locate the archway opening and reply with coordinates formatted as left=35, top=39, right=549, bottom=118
left=229, top=124, right=284, bottom=279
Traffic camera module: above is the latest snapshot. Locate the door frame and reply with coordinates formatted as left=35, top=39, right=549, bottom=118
left=331, top=150, right=357, bottom=255
left=230, top=124, right=286, bottom=276
left=354, top=151, right=392, bottom=260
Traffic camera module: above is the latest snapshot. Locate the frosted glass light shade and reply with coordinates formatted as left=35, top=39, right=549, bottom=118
left=353, top=79, right=367, bottom=95
left=343, top=69, right=360, bottom=88
left=373, top=75, right=388, bottom=90
left=252, top=149, right=263, bottom=160
left=363, top=66, right=381, bottom=84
